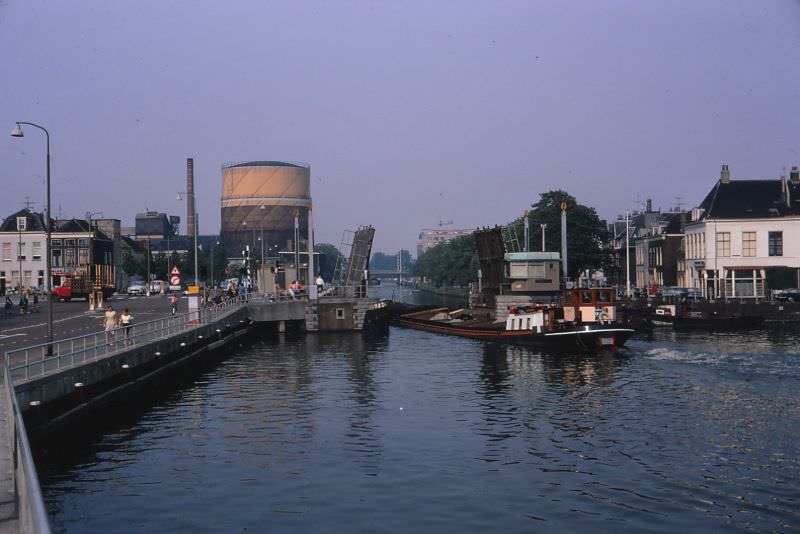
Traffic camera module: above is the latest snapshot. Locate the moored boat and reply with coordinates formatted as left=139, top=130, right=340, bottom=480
left=395, top=288, right=634, bottom=350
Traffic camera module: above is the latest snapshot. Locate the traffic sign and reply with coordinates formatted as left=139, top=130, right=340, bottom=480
left=170, top=275, right=181, bottom=286
left=170, top=265, right=181, bottom=276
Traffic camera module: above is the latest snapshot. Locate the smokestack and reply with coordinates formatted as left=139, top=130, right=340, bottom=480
left=187, top=158, right=196, bottom=239
left=791, top=166, right=799, bottom=185
left=720, top=164, right=730, bottom=184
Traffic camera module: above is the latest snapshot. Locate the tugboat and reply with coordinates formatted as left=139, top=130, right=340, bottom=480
left=396, top=287, right=634, bottom=350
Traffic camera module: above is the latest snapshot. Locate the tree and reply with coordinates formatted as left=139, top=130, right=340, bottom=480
left=522, top=190, right=611, bottom=279
left=413, top=235, right=478, bottom=287
left=315, top=243, right=341, bottom=283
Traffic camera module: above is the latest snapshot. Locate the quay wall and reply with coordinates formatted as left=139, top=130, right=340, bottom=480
left=618, top=298, right=800, bottom=323
left=15, top=308, right=251, bottom=412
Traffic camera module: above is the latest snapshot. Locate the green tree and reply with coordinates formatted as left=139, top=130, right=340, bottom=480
left=522, top=190, right=610, bottom=279
left=315, top=243, right=341, bottom=283
left=413, top=235, right=478, bottom=287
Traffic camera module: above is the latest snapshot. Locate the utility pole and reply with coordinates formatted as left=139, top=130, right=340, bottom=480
left=560, top=202, right=568, bottom=284
left=625, top=212, right=631, bottom=298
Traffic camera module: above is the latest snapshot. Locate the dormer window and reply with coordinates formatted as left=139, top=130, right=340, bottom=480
left=16, top=217, right=26, bottom=231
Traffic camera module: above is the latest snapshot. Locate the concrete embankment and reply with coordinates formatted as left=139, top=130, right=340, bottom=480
left=18, top=308, right=253, bottom=434
left=618, top=298, right=800, bottom=324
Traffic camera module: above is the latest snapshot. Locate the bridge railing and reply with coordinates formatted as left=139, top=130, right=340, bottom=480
left=5, top=296, right=246, bottom=384
left=2, top=362, right=51, bottom=533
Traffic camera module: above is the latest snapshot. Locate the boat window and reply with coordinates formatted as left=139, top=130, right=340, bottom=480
left=564, top=292, right=573, bottom=304
left=581, top=291, right=593, bottom=304
left=598, top=290, right=611, bottom=303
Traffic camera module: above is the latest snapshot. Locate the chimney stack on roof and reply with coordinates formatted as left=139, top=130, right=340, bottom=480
left=791, top=166, right=799, bottom=185
left=720, top=164, right=730, bottom=184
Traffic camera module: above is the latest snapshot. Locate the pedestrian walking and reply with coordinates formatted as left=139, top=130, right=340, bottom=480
left=120, top=308, right=134, bottom=346
left=168, top=294, right=178, bottom=315
left=102, top=305, right=117, bottom=344
left=4, top=296, right=12, bottom=315
left=32, top=293, right=39, bottom=313
left=19, top=293, right=28, bottom=315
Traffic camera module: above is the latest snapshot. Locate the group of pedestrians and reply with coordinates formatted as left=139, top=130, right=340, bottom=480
left=101, top=305, right=134, bottom=346
left=3, top=289, right=39, bottom=316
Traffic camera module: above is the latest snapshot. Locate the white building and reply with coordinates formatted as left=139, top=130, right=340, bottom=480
left=417, top=226, right=472, bottom=256
left=684, top=165, right=800, bottom=298
left=0, top=209, right=48, bottom=290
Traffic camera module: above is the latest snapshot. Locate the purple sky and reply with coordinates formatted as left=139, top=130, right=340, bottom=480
left=2, top=1, right=799, bottom=254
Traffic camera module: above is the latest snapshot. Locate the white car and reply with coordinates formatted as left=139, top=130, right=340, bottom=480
left=127, top=283, right=147, bottom=296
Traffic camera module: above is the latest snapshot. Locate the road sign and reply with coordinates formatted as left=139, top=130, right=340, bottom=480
left=170, top=265, right=181, bottom=276
left=170, top=275, right=181, bottom=286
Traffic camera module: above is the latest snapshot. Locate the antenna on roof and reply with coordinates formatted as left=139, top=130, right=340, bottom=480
left=675, top=196, right=683, bottom=212
left=23, top=196, right=34, bottom=210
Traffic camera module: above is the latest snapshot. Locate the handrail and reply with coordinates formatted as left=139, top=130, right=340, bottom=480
left=2, top=359, right=51, bottom=533
left=6, top=296, right=246, bottom=384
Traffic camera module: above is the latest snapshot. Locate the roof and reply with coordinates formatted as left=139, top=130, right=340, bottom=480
left=697, top=179, right=800, bottom=219
left=222, top=161, right=308, bottom=170
left=55, top=218, right=112, bottom=240
left=0, top=209, right=49, bottom=232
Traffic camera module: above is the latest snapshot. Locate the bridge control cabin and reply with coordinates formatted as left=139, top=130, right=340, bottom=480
left=505, top=252, right=562, bottom=296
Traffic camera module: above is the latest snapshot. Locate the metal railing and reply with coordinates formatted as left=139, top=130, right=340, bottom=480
left=6, top=296, right=246, bottom=384
left=2, top=363, right=51, bottom=533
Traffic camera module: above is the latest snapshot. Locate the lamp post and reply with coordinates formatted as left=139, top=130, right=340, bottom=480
left=176, top=192, right=198, bottom=285
left=625, top=212, right=631, bottom=298
left=540, top=223, right=547, bottom=252
left=11, top=122, right=53, bottom=351
left=259, top=205, right=266, bottom=264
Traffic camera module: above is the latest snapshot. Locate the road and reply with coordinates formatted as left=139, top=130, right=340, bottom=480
left=0, top=293, right=187, bottom=357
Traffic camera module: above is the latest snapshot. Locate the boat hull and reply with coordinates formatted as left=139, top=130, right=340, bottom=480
left=394, top=316, right=634, bottom=350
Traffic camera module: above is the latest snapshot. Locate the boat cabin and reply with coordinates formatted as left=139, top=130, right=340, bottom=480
left=561, top=288, right=617, bottom=323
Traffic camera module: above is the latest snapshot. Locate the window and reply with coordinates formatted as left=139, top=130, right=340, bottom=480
left=1, top=242, right=10, bottom=262
left=16, top=217, right=26, bottom=231
left=769, top=231, right=783, bottom=256
left=742, top=232, right=756, bottom=257
left=52, top=249, right=62, bottom=267
left=51, top=239, right=62, bottom=246
left=23, top=270, right=32, bottom=286
left=65, top=239, right=75, bottom=247
left=78, top=238, right=88, bottom=246
left=16, top=242, right=25, bottom=261
left=65, top=248, right=76, bottom=266
left=32, top=242, right=42, bottom=261
left=716, top=232, right=731, bottom=257
left=37, top=270, right=44, bottom=287
left=336, top=308, right=346, bottom=320
left=78, top=248, right=89, bottom=265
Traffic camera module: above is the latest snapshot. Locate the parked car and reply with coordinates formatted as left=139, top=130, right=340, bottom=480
left=774, top=288, right=800, bottom=302
left=127, top=283, right=147, bottom=296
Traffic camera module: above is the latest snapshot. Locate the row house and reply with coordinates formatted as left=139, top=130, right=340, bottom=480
left=684, top=165, right=800, bottom=299
left=0, top=208, right=120, bottom=291
left=609, top=200, right=686, bottom=292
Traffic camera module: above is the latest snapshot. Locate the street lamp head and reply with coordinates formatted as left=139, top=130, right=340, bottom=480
left=10, top=123, right=23, bottom=138
left=175, top=193, right=183, bottom=201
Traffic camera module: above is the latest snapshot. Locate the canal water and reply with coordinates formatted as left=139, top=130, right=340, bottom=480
left=36, top=284, right=800, bottom=532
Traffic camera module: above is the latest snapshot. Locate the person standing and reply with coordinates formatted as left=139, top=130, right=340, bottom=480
left=4, top=296, right=12, bottom=315
left=32, top=293, right=39, bottom=313
left=119, top=308, right=133, bottom=346
left=168, top=293, right=178, bottom=315
left=103, top=305, right=117, bottom=344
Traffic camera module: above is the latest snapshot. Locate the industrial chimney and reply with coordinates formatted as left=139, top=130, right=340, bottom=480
left=720, top=164, right=730, bottom=184
left=187, top=158, right=196, bottom=239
